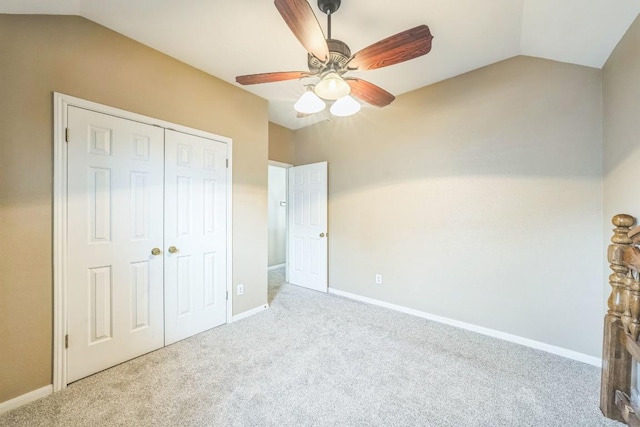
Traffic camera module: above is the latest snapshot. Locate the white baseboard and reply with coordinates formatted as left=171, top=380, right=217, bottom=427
left=0, top=385, right=52, bottom=415
left=328, top=288, right=601, bottom=367
left=268, top=263, right=286, bottom=271
left=232, top=303, right=269, bottom=322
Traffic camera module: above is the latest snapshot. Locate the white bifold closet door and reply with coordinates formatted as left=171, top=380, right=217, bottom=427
left=66, top=107, right=228, bottom=383
left=164, top=130, right=227, bottom=345
left=66, top=106, right=165, bottom=383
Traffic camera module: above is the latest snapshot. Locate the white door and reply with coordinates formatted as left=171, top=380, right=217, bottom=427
left=66, top=106, right=165, bottom=382
left=287, top=162, right=328, bottom=292
left=164, top=129, right=228, bottom=345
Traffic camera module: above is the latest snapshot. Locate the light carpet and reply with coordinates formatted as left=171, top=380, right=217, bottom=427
left=0, top=268, right=621, bottom=426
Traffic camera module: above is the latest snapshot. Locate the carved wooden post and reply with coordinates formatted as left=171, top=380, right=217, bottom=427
left=625, top=274, right=640, bottom=341
left=601, top=214, right=636, bottom=421
left=626, top=227, right=640, bottom=342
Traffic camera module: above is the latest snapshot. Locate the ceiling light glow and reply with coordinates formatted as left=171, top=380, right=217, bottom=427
left=314, top=72, right=351, bottom=100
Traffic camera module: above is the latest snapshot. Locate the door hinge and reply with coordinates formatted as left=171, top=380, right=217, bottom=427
left=65, top=128, right=69, bottom=143
left=226, top=159, right=229, bottom=168
left=65, top=334, right=69, bottom=349
left=226, top=290, right=229, bottom=300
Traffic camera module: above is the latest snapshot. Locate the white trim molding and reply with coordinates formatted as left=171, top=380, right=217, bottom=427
left=53, top=92, right=234, bottom=392
left=231, top=304, right=269, bottom=323
left=268, top=160, right=293, bottom=168
left=226, top=134, right=234, bottom=326
left=0, top=385, right=52, bottom=415
left=53, top=93, right=69, bottom=392
left=328, top=288, right=601, bottom=367
left=268, top=263, right=286, bottom=271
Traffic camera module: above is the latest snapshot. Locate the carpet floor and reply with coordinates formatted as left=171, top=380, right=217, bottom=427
left=0, top=268, right=621, bottom=426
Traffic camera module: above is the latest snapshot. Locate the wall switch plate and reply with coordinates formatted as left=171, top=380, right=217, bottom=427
left=237, top=284, right=244, bottom=295
left=375, top=274, right=382, bottom=285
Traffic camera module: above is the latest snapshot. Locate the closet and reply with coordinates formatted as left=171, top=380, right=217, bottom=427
left=64, top=105, right=228, bottom=382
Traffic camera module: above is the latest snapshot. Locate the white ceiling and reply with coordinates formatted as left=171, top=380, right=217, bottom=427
left=3, top=0, right=639, bottom=129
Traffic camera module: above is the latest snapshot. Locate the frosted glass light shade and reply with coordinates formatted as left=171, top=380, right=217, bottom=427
left=294, top=90, right=326, bottom=114
left=330, top=95, right=361, bottom=117
left=314, top=72, right=351, bottom=100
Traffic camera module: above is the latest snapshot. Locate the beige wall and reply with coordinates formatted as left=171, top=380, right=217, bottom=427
left=0, top=15, right=268, bottom=403
left=268, top=122, right=295, bottom=164
left=603, top=14, right=640, bottom=294
left=293, top=56, right=604, bottom=357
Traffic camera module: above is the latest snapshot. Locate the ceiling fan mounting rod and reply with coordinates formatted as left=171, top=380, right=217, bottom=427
left=318, top=0, right=341, bottom=39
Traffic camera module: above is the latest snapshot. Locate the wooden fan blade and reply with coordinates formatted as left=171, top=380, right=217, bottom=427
left=346, top=78, right=395, bottom=107
left=236, top=71, right=308, bottom=85
left=274, top=0, right=329, bottom=62
left=348, top=25, right=433, bottom=71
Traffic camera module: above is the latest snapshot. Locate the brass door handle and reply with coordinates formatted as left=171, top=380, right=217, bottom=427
left=151, top=248, right=161, bottom=256
left=319, top=233, right=325, bottom=238
left=168, top=246, right=178, bottom=254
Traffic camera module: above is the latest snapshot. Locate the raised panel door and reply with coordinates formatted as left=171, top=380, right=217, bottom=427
left=164, top=129, right=227, bottom=345
left=287, top=162, right=328, bottom=292
left=67, top=106, right=165, bottom=383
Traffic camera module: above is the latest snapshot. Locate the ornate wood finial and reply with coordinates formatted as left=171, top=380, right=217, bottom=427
left=612, top=214, right=635, bottom=244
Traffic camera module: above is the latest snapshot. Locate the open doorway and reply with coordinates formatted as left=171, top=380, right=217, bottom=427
left=268, top=161, right=291, bottom=302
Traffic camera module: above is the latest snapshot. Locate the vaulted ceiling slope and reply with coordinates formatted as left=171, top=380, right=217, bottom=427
left=3, top=0, right=639, bottom=130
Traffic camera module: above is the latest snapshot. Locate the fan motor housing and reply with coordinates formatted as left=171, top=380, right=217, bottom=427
left=308, top=39, right=351, bottom=73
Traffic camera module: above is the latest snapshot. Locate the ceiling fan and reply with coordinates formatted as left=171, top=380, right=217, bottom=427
left=235, top=0, right=433, bottom=117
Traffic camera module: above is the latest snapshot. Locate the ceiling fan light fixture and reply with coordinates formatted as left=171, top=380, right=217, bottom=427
left=330, top=95, right=361, bottom=117
left=314, top=71, right=351, bottom=100
left=236, top=1, right=432, bottom=120
left=294, top=87, right=326, bottom=114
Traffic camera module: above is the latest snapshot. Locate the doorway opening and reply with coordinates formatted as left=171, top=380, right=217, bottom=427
left=268, top=161, right=291, bottom=303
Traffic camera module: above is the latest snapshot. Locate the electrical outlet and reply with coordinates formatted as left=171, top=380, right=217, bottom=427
left=375, top=274, right=382, bottom=285
left=237, top=284, right=244, bottom=296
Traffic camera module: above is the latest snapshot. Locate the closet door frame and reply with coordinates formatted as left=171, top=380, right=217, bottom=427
left=52, top=92, right=234, bottom=392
